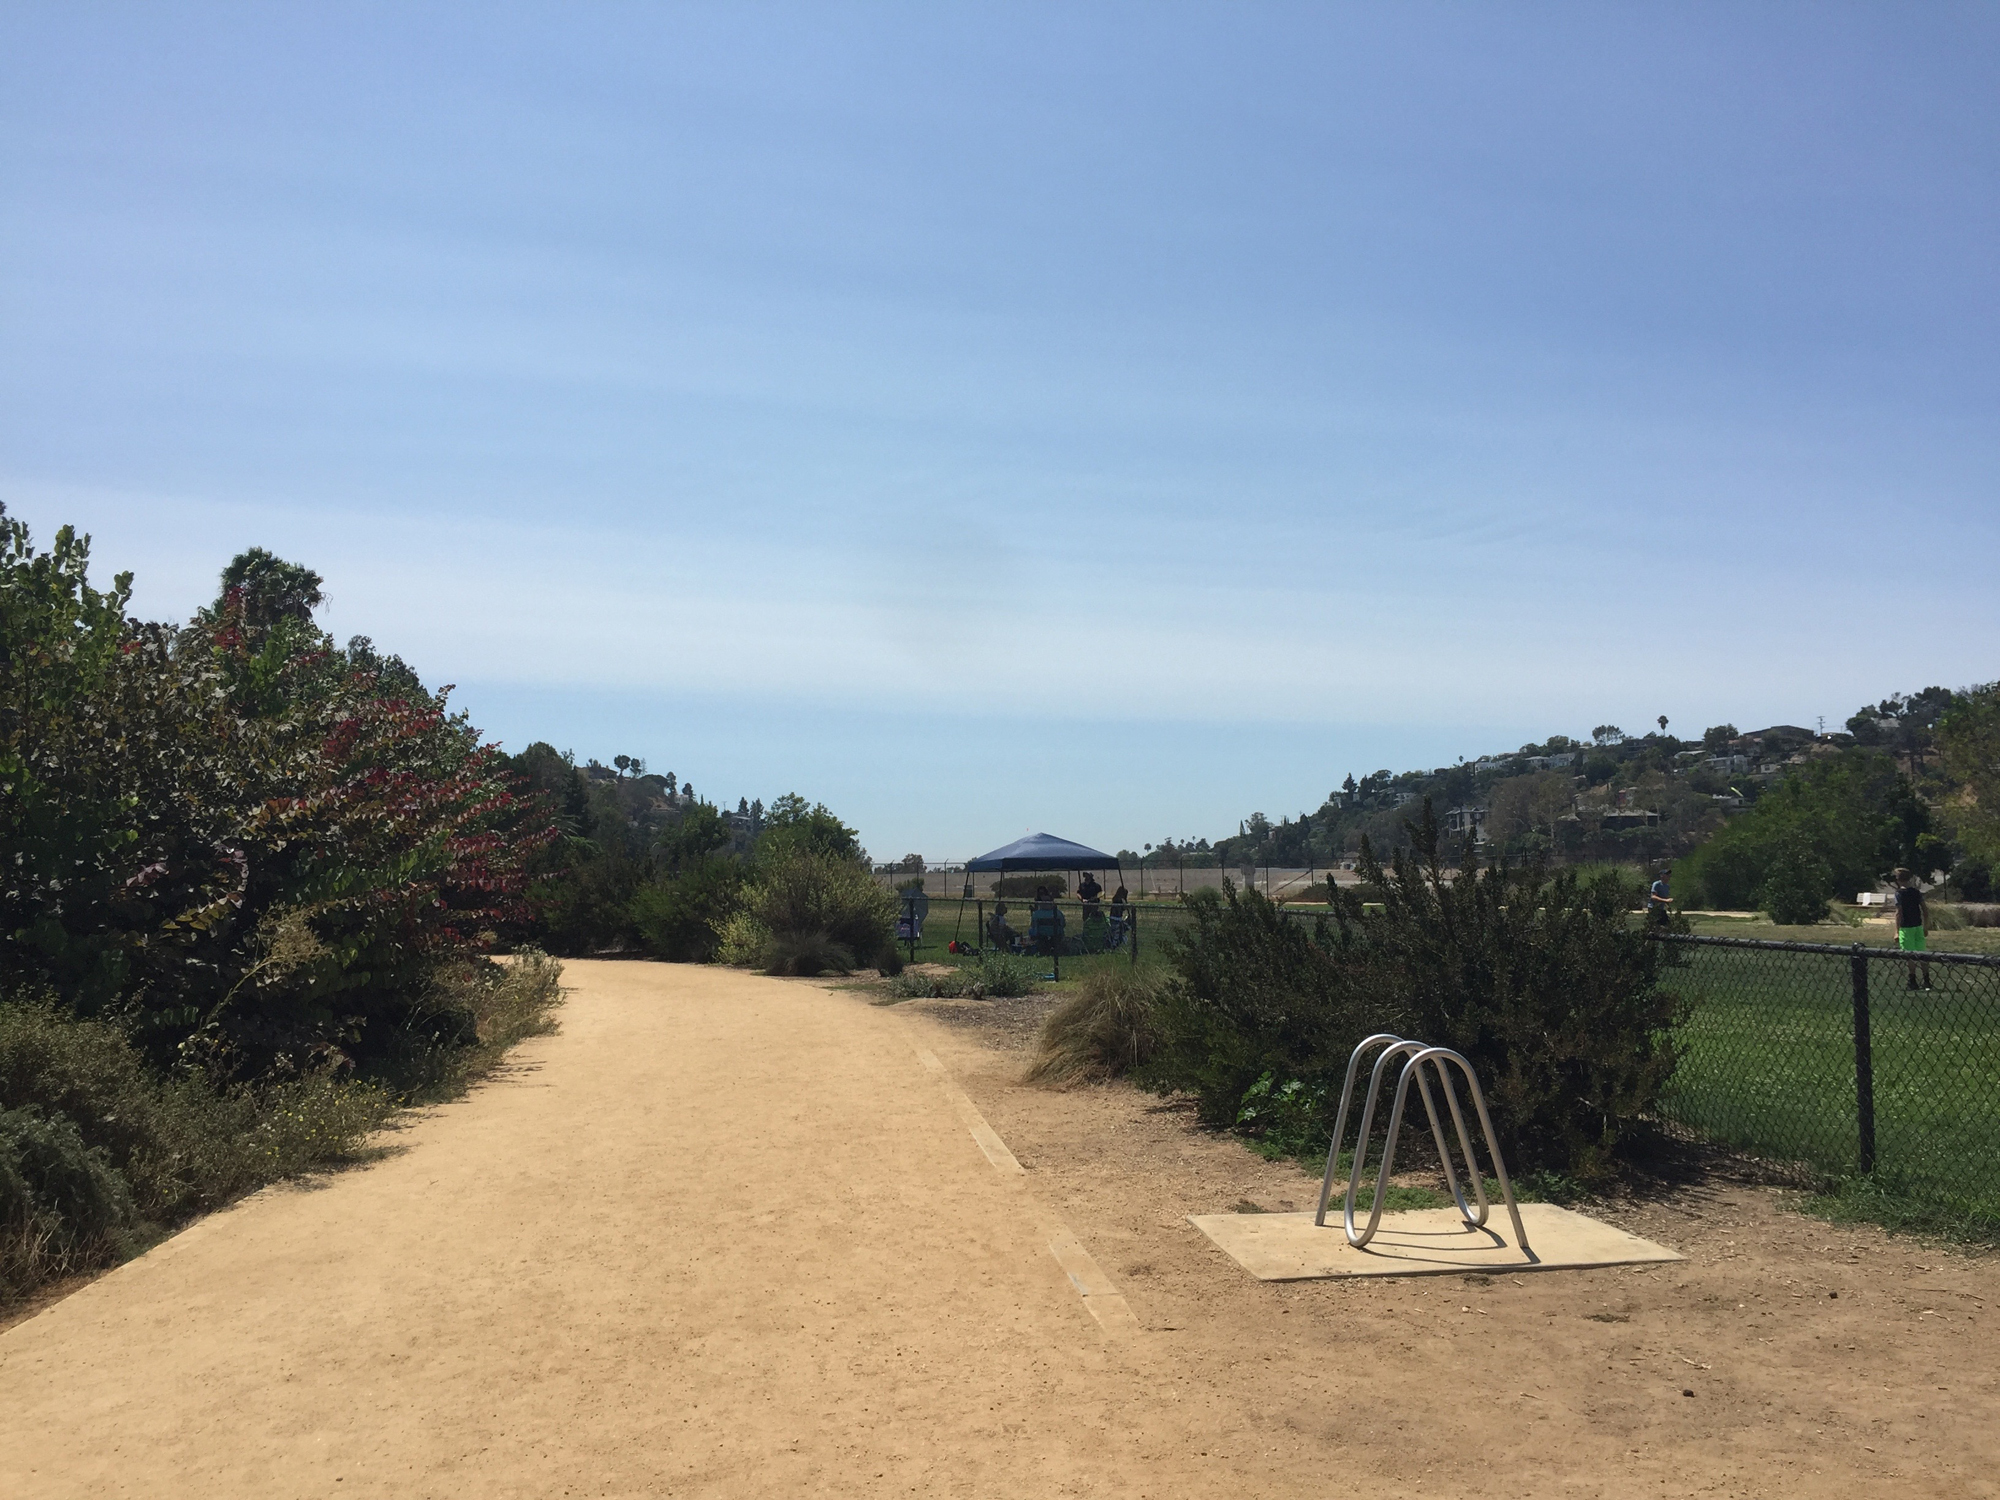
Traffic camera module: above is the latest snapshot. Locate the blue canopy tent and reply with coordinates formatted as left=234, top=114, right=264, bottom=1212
left=954, top=833, right=1129, bottom=975
left=965, top=832, right=1121, bottom=876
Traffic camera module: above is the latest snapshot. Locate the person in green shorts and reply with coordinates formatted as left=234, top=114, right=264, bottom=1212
left=1893, top=867, right=1931, bottom=990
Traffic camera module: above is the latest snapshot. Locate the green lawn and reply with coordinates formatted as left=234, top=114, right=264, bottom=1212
left=1659, top=939, right=2000, bottom=1228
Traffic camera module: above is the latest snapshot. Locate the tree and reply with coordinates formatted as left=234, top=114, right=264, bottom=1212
left=1676, top=749, right=1933, bottom=910
left=344, top=636, right=421, bottom=696
left=1487, top=772, right=1575, bottom=850
left=759, top=793, right=861, bottom=862
left=1938, top=683, right=2000, bottom=872
left=1, top=511, right=552, bottom=1073
left=1849, top=686, right=1956, bottom=776
left=1592, top=725, right=1625, bottom=747
left=1702, top=724, right=1739, bottom=753
left=1657, top=715, right=1669, bottom=736
left=214, top=548, right=323, bottom=634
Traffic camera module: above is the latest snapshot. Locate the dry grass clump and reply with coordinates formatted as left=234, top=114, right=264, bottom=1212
left=1026, top=968, right=1160, bottom=1085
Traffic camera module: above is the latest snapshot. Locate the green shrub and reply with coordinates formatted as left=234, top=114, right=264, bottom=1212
left=880, top=954, right=1043, bottom=1002
left=1139, top=884, right=1370, bottom=1129
left=1755, top=830, right=1836, bottom=925
left=0, top=964, right=560, bottom=1307
left=371, top=951, right=564, bottom=1098
left=0, top=1106, right=137, bottom=1297
left=716, top=910, right=767, bottom=967
left=991, top=875, right=1067, bottom=898
left=1229, top=1073, right=1326, bottom=1160
left=630, top=857, right=746, bottom=962
left=1142, top=812, right=1686, bottom=1183
left=883, top=968, right=973, bottom=1000
left=973, top=952, right=1042, bottom=998
left=1026, top=969, right=1159, bottom=1084
left=728, top=850, right=897, bottom=974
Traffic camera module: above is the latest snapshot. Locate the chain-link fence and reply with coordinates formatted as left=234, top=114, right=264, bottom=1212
left=1654, top=934, right=2000, bottom=1220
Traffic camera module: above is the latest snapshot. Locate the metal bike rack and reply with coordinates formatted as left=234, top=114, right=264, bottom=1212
left=1313, top=1033, right=1530, bottom=1254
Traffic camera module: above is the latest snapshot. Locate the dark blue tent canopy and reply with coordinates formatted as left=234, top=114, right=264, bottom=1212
left=966, top=832, right=1120, bottom=873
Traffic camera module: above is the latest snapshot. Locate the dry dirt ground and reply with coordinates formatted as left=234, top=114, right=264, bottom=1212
left=3, top=961, right=1995, bottom=1499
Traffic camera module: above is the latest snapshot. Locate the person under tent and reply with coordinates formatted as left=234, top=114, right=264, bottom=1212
left=1107, top=884, right=1131, bottom=949
left=986, top=901, right=1019, bottom=953
left=1027, top=886, right=1066, bottom=955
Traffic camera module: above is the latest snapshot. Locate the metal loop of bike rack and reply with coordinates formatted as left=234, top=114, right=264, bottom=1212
left=1313, top=1033, right=1530, bottom=1255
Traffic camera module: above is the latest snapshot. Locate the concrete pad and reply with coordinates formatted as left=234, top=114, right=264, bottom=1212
left=1189, top=1203, right=1683, bottom=1281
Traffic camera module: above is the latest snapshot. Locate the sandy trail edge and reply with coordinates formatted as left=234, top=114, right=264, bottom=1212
left=0, top=961, right=1195, bottom=1499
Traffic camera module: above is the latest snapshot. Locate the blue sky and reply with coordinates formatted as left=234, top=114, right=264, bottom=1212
left=4, top=3, right=1996, bottom=860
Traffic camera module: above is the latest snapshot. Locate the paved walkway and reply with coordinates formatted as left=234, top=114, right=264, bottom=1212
left=0, top=962, right=1159, bottom=1498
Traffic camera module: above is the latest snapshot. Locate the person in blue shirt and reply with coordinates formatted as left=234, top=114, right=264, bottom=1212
left=1647, top=870, right=1672, bottom=926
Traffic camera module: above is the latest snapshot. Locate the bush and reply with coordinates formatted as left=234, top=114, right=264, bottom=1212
left=763, top=929, right=856, bottom=977
left=1141, top=811, right=1686, bottom=1183
left=1026, top=969, right=1160, bottom=1084
left=0, top=959, right=560, bottom=1305
left=0, top=992, right=408, bottom=1302
left=880, top=953, right=1044, bottom=1001
left=372, top=951, right=564, bottom=1098
left=973, top=952, right=1042, bottom=998
left=630, top=857, right=746, bottom=962
left=883, top=968, right=973, bottom=1000
left=1139, top=883, right=1370, bottom=1128
left=0, top=510, right=555, bottom=1077
left=991, top=875, right=1067, bottom=898
left=727, top=850, right=897, bottom=975
left=1, top=1107, right=136, bottom=1298
left=1755, top=830, right=1836, bottom=925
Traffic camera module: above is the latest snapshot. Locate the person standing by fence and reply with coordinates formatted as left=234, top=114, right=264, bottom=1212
left=1894, top=867, right=1932, bottom=990
left=1648, top=868, right=1673, bottom=927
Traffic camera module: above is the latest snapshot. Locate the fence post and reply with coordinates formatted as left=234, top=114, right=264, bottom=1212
left=1850, top=944, right=1876, bottom=1175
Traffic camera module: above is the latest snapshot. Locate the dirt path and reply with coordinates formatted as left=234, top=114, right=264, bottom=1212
left=4, top=962, right=1997, bottom=1498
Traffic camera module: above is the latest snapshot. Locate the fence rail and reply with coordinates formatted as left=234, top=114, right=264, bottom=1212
left=1652, top=932, right=2000, bottom=1221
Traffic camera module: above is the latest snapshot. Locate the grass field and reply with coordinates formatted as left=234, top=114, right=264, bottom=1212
left=1658, top=938, right=2000, bottom=1231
